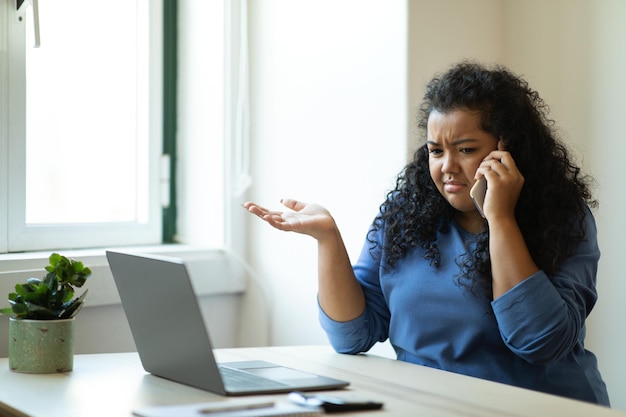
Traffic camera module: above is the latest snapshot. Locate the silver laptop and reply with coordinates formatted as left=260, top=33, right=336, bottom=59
left=106, top=250, right=349, bottom=396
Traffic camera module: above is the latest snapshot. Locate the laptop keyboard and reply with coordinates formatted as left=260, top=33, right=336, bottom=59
left=219, top=366, right=289, bottom=390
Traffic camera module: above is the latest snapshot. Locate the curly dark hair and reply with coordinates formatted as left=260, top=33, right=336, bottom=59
left=370, top=61, right=597, bottom=296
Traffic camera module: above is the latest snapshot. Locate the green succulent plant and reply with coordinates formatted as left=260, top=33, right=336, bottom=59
left=0, top=253, right=92, bottom=320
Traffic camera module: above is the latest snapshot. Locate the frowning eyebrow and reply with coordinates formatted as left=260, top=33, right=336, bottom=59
left=426, top=137, right=480, bottom=146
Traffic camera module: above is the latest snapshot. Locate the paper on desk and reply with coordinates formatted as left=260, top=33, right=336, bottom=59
left=132, top=399, right=322, bottom=417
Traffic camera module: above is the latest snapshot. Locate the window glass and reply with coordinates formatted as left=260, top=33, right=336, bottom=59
left=25, top=0, right=150, bottom=225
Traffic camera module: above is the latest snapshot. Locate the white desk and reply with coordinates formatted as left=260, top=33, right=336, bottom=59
left=0, top=346, right=623, bottom=417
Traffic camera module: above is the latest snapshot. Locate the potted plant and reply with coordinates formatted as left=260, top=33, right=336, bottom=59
left=1, top=253, right=92, bottom=373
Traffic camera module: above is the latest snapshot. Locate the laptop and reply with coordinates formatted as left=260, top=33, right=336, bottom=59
left=106, top=250, right=350, bottom=396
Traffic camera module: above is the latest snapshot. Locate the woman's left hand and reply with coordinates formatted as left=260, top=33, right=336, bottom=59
left=478, top=143, right=539, bottom=299
left=475, top=143, right=524, bottom=221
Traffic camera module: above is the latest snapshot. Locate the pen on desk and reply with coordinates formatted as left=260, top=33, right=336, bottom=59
left=199, top=401, right=275, bottom=414
left=0, top=401, right=31, bottom=417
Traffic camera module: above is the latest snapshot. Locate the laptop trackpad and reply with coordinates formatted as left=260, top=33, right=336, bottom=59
left=222, top=361, right=321, bottom=380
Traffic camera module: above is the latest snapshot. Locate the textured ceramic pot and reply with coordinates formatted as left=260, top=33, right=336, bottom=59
left=8, top=317, right=74, bottom=373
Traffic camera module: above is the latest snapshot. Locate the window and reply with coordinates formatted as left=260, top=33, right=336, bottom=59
left=1, top=0, right=163, bottom=253
left=0, top=1, right=248, bottom=320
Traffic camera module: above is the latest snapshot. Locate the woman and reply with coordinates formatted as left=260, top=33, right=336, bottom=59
left=243, top=61, right=610, bottom=406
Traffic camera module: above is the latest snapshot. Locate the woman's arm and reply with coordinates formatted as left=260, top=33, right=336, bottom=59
left=491, top=210, right=600, bottom=364
left=243, top=199, right=365, bottom=321
left=315, top=223, right=366, bottom=321
left=476, top=146, right=599, bottom=363
left=477, top=147, right=539, bottom=298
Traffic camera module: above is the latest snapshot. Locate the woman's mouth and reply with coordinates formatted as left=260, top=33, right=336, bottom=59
left=444, top=181, right=466, bottom=193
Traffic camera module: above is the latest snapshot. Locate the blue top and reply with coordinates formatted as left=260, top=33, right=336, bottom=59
left=319, top=209, right=610, bottom=405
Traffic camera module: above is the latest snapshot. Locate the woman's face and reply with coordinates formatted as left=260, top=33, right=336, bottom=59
left=427, top=108, right=498, bottom=216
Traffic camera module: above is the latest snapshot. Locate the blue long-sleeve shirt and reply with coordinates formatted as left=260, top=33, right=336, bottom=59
left=319, top=209, right=610, bottom=406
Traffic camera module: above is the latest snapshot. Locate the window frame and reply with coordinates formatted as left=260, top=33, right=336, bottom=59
left=0, top=0, right=250, bottom=322
left=0, top=1, right=9, bottom=253
left=162, top=0, right=177, bottom=243
left=2, top=0, right=164, bottom=253
left=0, top=0, right=245, bottom=267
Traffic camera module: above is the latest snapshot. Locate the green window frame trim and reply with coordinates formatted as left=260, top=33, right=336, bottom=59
left=162, top=0, right=177, bottom=243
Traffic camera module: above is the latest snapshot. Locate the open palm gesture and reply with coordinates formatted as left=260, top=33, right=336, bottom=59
left=243, top=198, right=336, bottom=241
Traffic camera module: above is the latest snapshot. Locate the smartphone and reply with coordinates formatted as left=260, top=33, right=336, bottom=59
left=288, top=391, right=384, bottom=412
left=470, top=177, right=487, bottom=218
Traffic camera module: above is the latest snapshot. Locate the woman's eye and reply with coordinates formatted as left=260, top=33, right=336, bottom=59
left=428, top=148, right=443, bottom=156
left=460, top=148, right=476, bottom=154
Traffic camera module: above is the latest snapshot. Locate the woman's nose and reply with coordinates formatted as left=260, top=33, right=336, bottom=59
left=442, top=154, right=459, bottom=173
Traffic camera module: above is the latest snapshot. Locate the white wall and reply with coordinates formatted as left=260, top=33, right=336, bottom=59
left=585, top=0, right=626, bottom=410
left=246, top=0, right=408, bottom=347
left=503, top=0, right=592, bottom=161
left=407, top=0, right=505, bottom=156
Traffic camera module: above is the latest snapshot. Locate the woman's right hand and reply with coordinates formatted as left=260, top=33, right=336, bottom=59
left=242, top=199, right=337, bottom=241
left=244, top=198, right=365, bottom=321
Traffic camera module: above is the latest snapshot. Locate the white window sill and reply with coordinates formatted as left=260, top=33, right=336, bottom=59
left=0, top=245, right=247, bottom=308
